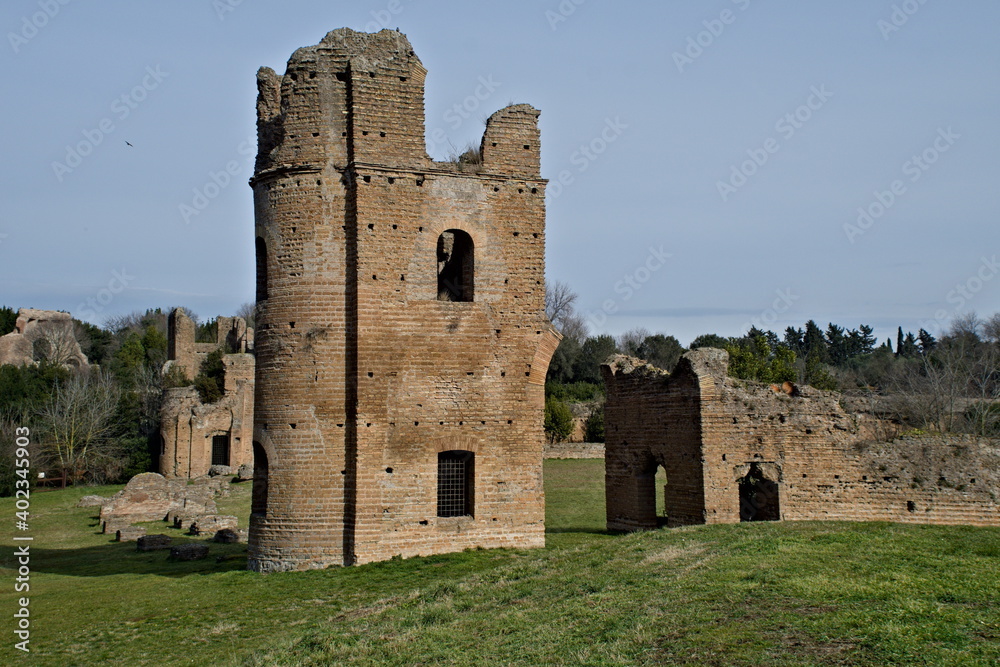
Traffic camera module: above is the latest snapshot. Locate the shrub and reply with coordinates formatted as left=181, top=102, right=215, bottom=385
left=544, top=397, right=574, bottom=444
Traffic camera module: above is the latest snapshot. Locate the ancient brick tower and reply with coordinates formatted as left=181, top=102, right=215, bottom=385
left=247, top=29, right=560, bottom=571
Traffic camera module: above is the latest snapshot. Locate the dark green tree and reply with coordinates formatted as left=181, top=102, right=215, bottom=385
left=571, top=335, right=619, bottom=385
left=803, top=320, right=828, bottom=362
left=689, top=333, right=729, bottom=350
left=636, top=334, right=685, bottom=372
left=917, top=328, right=937, bottom=355
left=0, top=307, right=17, bottom=336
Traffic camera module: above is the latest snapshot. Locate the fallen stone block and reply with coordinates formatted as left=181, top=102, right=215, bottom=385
left=136, top=534, right=173, bottom=551
left=213, top=528, right=240, bottom=543
left=208, top=465, right=233, bottom=477
left=235, top=463, right=254, bottom=482
left=77, top=495, right=108, bottom=508
left=116, top=525, right=146, bottom=542
left=190, top=515, right=238, bottom=536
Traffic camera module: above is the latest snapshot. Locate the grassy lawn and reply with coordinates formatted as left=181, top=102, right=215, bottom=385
left=1, top=459, right=998, bottom=665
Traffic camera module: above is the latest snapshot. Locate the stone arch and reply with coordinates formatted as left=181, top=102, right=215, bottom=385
left=436, top=229, right=474, bottom=302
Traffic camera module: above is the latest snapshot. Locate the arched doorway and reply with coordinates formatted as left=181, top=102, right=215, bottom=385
left=739, top=463, right=780, bottom=522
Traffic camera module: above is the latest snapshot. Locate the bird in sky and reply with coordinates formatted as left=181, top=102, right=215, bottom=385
left=125, top=141, right=133, bottom=147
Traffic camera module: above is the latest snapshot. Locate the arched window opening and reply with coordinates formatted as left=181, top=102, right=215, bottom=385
left=739, top=463, right=780, bottom=522
left=255, top=237, right=268, bottom=303
left=437, top=450, right=474, bottom=517
left=211, top=434, right=231, bottom=467
left=437, top=230, right=474, bottom=302
left=635, top=458, right=669, bottom=529
left=252, top=441, right=269, bottom=517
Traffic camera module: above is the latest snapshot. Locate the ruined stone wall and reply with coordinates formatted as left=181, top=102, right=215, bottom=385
left=248, top=29, right=558, bottom=571
left=601, top=354, right=709, bottom=530
left=603, top=349, right=1000, bottom=531
left=160, top=309, right=254, bottom=478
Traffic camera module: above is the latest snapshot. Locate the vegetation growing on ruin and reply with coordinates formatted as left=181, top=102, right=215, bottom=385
left=2, top=460, right=997, bottom=666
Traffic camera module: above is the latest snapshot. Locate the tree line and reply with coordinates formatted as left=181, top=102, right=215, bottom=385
left=543, top=282, right=1000, bottom=443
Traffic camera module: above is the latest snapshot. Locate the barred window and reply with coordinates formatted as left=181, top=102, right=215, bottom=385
left=211, top=434, right=230, bottom=467
left=437, top=450, right=474, bottom=517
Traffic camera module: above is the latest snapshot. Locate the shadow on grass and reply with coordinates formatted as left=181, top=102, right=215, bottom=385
left=545, top=527, right=614, bottom=535
left=23, top=514, right=250, bottom=577
left=23, top=540, right=250, bottom=578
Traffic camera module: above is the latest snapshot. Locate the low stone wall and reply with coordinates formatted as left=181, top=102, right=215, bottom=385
left=544, top=442, right=605, bottom=459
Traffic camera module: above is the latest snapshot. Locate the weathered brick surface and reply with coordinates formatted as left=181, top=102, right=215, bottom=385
left=603, top=349, right=1000, bottom=530
left=247, top=28, right=558, bottom=571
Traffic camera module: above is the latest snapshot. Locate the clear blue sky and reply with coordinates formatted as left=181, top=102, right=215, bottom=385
left=2, top=1, right=997, bottom=347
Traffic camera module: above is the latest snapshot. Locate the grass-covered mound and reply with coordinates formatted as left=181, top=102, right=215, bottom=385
left=1, top=460, right=998, bottom=666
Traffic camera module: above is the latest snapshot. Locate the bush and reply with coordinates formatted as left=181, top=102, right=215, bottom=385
left=193, top=349, right=225, bottom=403
left=544, top=397, right=574, bottom=444
left=545, top=381, right=603, bottom=403
left=584, top=406, right=604, bottom=443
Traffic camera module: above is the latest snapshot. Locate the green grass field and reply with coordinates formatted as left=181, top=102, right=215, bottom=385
left=2, top=460, right=998, bottom=666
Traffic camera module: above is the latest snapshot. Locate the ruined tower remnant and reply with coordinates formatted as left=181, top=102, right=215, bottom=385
left=248, top=29, right=560, bottom=571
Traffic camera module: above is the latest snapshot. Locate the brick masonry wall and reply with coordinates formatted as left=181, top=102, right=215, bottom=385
left=248, top=29, right=558, bottom=571
left=603, top=349, right=1000, bottom=531
left=161, top=309, right=254, bottom=478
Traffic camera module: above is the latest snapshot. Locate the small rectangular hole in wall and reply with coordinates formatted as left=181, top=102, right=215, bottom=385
left=368, top=223, right=374, bottom=229
left=363, top=175, right=371, bottom=183
left=387, top=177, right=395, bottom=184
left=392, top=224, right=397, bottom=229
left=367, top=372, right=373, bottom=377
left=362, top=131, right=369, bottom=136
left=289, top=423, right=296, bottom=429
left=309, top=71, right=316, bottom=79
left=336, top=72, right=347, bottom=81
left=312, top=132, right=319, bottom=137
left=289, top=322, right=295, bottom=328
left=380, top=131, right=386, bottom=137
left=523, top=144, right=530, bottom=149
